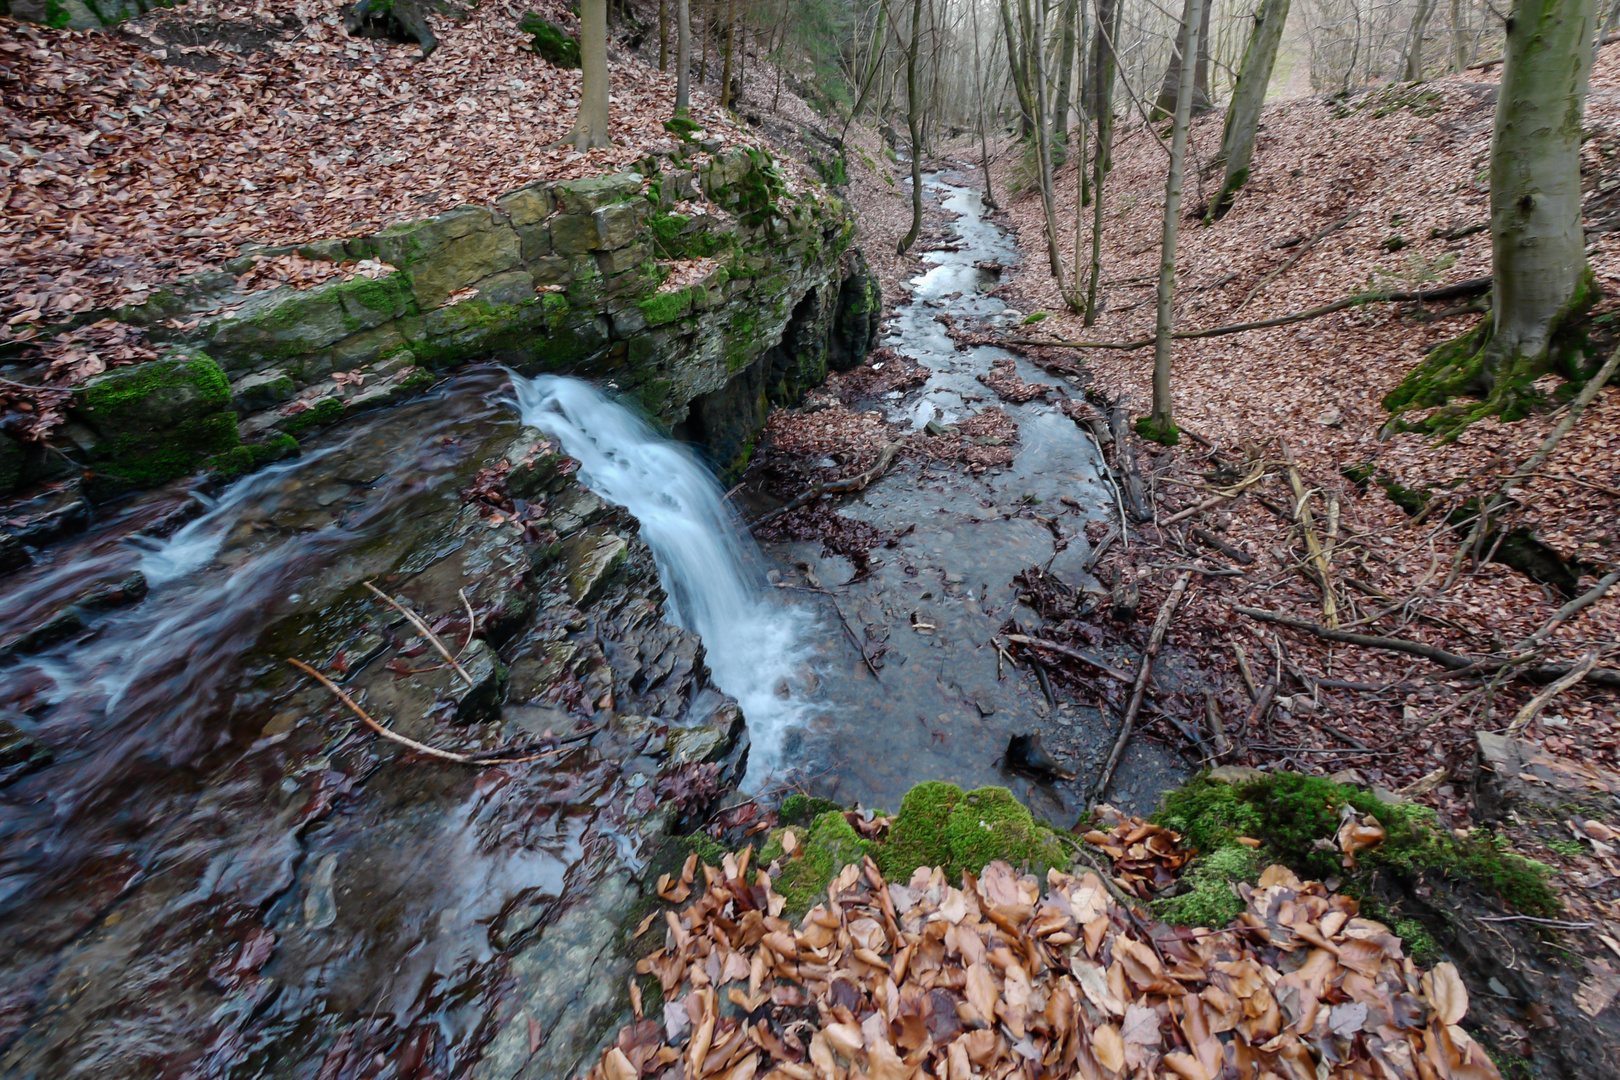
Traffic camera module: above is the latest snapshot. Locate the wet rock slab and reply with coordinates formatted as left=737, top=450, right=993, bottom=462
left=0, top=372, right=746, bottom=1079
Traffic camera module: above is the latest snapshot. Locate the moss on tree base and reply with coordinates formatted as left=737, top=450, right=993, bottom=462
left=1382, top=271, right=1601, bottom=441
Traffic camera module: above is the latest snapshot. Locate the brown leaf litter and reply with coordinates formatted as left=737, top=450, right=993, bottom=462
left=596, top=839, right=1500, bottom=1080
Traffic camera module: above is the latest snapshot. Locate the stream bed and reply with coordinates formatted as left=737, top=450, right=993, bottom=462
left=755, top=173, right=1186, bottom=821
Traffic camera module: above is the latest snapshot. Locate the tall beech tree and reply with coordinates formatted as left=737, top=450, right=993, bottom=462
left=1209, top=0, right=1291, bottom=221
left=1384, top=0, right=1597, bottom=436
left=565, top=0, right=612, bottom=148
left=1145, top=0, right=1207, bottom=443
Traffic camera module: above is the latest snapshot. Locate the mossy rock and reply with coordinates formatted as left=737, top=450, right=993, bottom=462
left=765, top=783, right=1068, bottom=917
left=518, top=13, right=580, bottom=67
left=71, top=349, right=242, bottom=498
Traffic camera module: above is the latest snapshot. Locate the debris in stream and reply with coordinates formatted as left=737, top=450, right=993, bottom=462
left=597, top=844, right=1503, bottom=1080
left=977, top=356, right=1055, bottom=404
left=1004, top=732, right=1076, bottom=783
left=826, top=349, right=932, bottom=401
left=915, top=408, right=1019, bottom=473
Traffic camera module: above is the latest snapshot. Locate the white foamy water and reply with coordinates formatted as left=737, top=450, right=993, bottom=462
left=510, top=374, right=815, bottom=788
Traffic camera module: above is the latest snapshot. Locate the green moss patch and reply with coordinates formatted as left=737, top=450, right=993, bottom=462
left=1153, top=772, right=1559, bottom=922
left=763, top=783, right=1068, bottom=917
left=518, top=13, right=580, bottom=67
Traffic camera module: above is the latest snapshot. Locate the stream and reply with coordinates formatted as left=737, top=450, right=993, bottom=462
left=0, top=176, right=1183, bottom=1078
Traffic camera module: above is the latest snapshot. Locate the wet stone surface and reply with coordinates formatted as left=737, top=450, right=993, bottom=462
left=756, top=174, right=1188, bottom=823
left=0, top=367, right=744, bottom=1079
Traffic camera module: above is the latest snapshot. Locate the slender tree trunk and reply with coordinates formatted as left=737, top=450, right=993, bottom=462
left=1604, top=0, right=1620, bottom=38
left=1449, top=0, right=1468, bottom=70
left=660, top=0, right=669, bottom=71
left=700, top=0, right=712, bottom=83
left=1030, top=0, right=1067, bottom=288
left=1000, top=0, right=1034, bottom=137
left=1084, top=0, right=1118, bottom=118
left=719, top=0, right=739, bottom=108
left=676, top=0, right=691, bottom=113
left=1153, top=0, right=1213, bottom=119
left=1053, top=0, right=1079, bottom=163
left=971, top=0, right=998, bottom=208
left=566, top=0, right=612, bottom=149
left=1085, top=0, right=1122, bottom=325
left=1147, top=0, right=1206, bottom=442
left=1384, top=0, right=1599, bottom=433
left=899, top=0, right=925, bottom=253
left=843, top=0, right=891, bottom=139
left=1404, top=0, right=1436, bottom=81
left=1210, top=0, right=1290, bottom=220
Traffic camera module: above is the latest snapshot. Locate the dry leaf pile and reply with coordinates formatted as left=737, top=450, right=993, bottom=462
left=1079, top=810, right=1195, bottom=901
left=598, top=849, right=1499, bottom=1080
left=978, top=357, right=1054, bottom=405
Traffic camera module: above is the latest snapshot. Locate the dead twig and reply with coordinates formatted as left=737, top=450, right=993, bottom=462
left=1092, top=571, right=1193, bottom=807
left=1004, top=633, right=1134, bottom=682
left=1281, top=440, right=1338, bottom=629
left=365, top=581, right=474, bottom=687
left=1504, top=649, right=1604, bottom=737
left=1233, top=210, right=1363, bottom=313
left=287, top=657, right=596, bottom=766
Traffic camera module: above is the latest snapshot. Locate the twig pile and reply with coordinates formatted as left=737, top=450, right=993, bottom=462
left=599, top=849, right=1499, bottom=1080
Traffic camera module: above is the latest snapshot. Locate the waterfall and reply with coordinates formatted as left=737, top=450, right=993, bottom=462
left=510, top=375, right=814, bottom=789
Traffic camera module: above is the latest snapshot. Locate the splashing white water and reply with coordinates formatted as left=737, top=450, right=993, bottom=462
left=510, top=374, right=815, bottom=788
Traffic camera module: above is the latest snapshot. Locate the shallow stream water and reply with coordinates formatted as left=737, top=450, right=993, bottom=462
left=755, top=174, right=1185, bottom=821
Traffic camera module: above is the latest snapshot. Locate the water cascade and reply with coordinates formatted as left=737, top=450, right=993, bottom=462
left=511, top=375, right=815, bottom=788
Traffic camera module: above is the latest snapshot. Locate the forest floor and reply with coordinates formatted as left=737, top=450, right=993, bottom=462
left=957, top=47, right=1620, bottom=968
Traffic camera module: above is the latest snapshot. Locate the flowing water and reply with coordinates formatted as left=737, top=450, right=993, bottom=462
left=511, top=376, right=816, bottom=788
left=0, top=176, right=1184, bottom=1077
left=752, top=172, right=1186, bottom=820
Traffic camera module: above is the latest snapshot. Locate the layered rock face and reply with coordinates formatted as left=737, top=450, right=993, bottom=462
left=6, top=146, right=878, bottom=502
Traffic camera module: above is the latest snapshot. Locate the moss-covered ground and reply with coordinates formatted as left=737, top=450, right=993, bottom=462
left=1149, top=771, right=1560, bottom=928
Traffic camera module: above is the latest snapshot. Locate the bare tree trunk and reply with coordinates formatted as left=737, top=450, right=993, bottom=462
left=1085, top=0, right=1122, bottom=325
left=700, top=0, right=712, bottom=84
left=719, top=0, right=739, bottom=109
left=1147, top=0, right=1206, bottom=443
left=843, top=0, right=891, bottom=140
left=899, top=0, right=925, bottom=254
left=970, top=0, right=998, bottom=208
left=660, top=0, right=669, bottom=71
left=565, top=0, right=612, bottom=149
left=1404, top=0, right=1436, bottom=81
left=1053, top=0, right=1079, bottom=163
left=1000, top=0, right=1035, bottom=137
left=1030, top=0, right=1068, bottom=289
left=1384, top=0, right=1598, bottom=435
left=1210, top=0, right=1290, bottom=220
left=1153, top=0, right=1213, bottom=119
left=1449, top=0, right=1468, bottom=71
left=676, top=0, right=691, bottom=114
left=1084, top=0, right=1118, bottom=118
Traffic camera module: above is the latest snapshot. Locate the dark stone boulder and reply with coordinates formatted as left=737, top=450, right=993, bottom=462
left=830, top=248, right=882, bottom=371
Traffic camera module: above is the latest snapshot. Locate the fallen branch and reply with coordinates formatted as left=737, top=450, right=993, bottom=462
left=1505, top=649, right=1603, bottom=737
left=750, top=442, right=902, bottom=530
left=1003, top=278, right=1493, bottom=351
left=1092, top=571, right=1193, bottom=806
left=1234, top=605, right=1620, bottom=689
left=1234, top=210, right=1363, bottom=313
left=1450, top=344, right=1620, bottom=586
left=1281, top=440, right=1338, bottom=628
left=1004, top=634, right=1134, bottom=682
left=1190, top=526, right=1254, bottom=565
left=287, top=657, right=596, bottom=765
